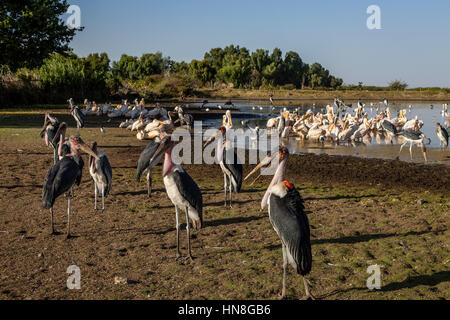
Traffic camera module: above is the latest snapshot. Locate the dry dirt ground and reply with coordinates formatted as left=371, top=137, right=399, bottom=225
left=0, top=125, right=448, bottom=300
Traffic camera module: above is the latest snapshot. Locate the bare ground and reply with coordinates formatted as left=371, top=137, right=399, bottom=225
left=0, top=127, right=448, bottom=300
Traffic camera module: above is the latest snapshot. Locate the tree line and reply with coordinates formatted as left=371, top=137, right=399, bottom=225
left=0, top=46, right=344, bottom=106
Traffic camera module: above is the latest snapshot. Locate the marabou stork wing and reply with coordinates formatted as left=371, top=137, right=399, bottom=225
left=47, top=121, right=60, bottom=148
left=42, top=157, right=80, bottom=209
left=440, top=125, right=449, bottom=143
left=184, top=114, right=194, bottom=127
left=74, top=108, right=85, bottom=127
left=269, top=187, right=312, bottom=276
left=42, top=160, right=62, bottom=209
left=100, top=154, right=112, bottom=196
left=223, top=148, right=243, bottom=193
left=381, top=120, right=397, bottom=135
left=401, top=130, right=421, bottom=140
left=172, top=170, right=203, bottom=224
left=136, top=140, right=160, bottom=181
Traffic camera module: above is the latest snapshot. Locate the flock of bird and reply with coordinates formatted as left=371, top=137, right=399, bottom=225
left=38, top=97, right=448, bottom=299
left=256, top=99, right=449, bottom=162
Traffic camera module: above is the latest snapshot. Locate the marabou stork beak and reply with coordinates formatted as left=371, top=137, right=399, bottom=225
left=149, top=135, right=172, bottom=169
left=52, top=122, right=67, bottom=145
left=39, top=119, right=51, bottom=138
left=203, top=130, right=218, bottom=148
left=244, top=149, right=278, bottom=184
left=78, top=138, right=100, bottom=160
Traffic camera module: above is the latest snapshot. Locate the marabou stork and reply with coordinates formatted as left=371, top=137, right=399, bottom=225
left=245, top=146, right=314, bottom=300
left=68, top=98, right=85, bottom=132
left=397, top=130, right=429, bottom=162
left=149, top=135, right=203, bottom=260
left=436, top=123, right=448, bottom=148
left=42, top=136, right=99, bottom=237
left=174, top=106, right=194, bottom=129
left=136, top=137, right=164, bottom=197
left=216, top=126, right=242, bottom=208
left=89, top=142, right=113, bottom=211
left=40, top=113, right=60, bottom=164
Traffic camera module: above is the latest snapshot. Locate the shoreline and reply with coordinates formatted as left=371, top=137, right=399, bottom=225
left=185, top=88, right=450, bottom=103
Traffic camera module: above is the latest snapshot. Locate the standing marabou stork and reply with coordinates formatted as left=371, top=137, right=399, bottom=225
left=436, top=123, right=448, bottom=148
left=245, top=146, right=314, bottom=300
left=397, top=130, right=430, bottom=162
left=68, top=98, right=85, bottom=132
left=149, top=135, right=203, bottom=260
left=89, top=142, right=113, bottom=211
left=136, top=137, right=164, bottom=197
left=42, top=136, right=99, bottom=237
left=216, top=126, right=242, bottom=208
left=40, top=113, right=60, bottom=164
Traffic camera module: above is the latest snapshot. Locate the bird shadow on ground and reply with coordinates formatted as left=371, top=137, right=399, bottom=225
left=381, top=271, right=450, bottom=292
left=303, top=194, right=378, bottom=201
left=205, top=215, right=265, bottom=228
left=320, top=270, right=450, bottom=298
left=263, top=230, right=441, bottom=250
left=114, top=189, right=164, bottom=196
left=205, top=199, right=255, bottom=207
left=113, top=166, right=137, bottom=169
left=311, top=229, right=442, bottom=245
left=203, top=188, right=262, bottom=195
left=77, top=226, right=175, bottom=237
left=0, top=184, right=42, bottom=189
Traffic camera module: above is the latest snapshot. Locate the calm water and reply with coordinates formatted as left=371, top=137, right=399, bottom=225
left=196, top=101, right=450, bottom=165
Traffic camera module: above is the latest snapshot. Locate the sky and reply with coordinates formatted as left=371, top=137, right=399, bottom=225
left=66, top=0, right=450, bottom=87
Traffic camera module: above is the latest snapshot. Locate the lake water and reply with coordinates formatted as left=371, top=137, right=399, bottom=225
left=196, top=100, right=450, bottom=165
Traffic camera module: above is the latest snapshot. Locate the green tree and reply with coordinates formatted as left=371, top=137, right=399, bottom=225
left=189, top=59, right=215, bottom=86
left=251, top=49, right=271, bottom=73
left=389, top=80, right=408, bottom=91
left=0, top=0, right=82, bottom=70
left=137, top=52, right=166, bottom=77
left=111, top=54, right=139, bottom=80
left=283, top=51, right=306, bottom=88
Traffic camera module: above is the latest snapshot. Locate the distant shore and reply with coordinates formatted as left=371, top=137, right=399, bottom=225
left=188, top=88, right=450, bottom=103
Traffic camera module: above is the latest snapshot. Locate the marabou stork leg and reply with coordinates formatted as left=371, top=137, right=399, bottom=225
left=101, top=183, right=105, bottom=211
left=398, top=141, right=407, bottom=157
left=302, top=277, right=316, bottom=300
left=66, top=188, right=72, bottom=238
left=420, top=143, right=427, bottom=163
left=228, top=175, right=233, bottom=208
left=175, top=206, right=182, bottom=260
left=147, top=170, right=152, bottom=197
left=223, top=173, right=227, bottom=207
left=50, top=208, right=55, bottom=234
left=281, top=244, right=288, bottom=299
left=53, top=148, right=58, bottom=165
left=409, top=142, right=414, bottom=160
left=185, top=206, right=194, bottom=261
left=94, top=184, right=98, bottom=210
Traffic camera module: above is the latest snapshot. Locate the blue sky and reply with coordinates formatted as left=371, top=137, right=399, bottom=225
left=66, top=0, right=450, bottom=87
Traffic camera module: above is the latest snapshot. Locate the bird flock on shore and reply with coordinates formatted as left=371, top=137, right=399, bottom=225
left=38, top=97, right=448, bottom=299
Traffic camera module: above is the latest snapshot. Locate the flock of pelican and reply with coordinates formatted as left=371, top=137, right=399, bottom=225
left=260, top=99, right=449, bottom=162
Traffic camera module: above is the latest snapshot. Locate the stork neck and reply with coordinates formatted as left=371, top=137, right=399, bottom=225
left=216, top=134, right=224, bottom=163
left=163, top=147, right=175, bottom=177
left=261, top=156, right=287, bottom=209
